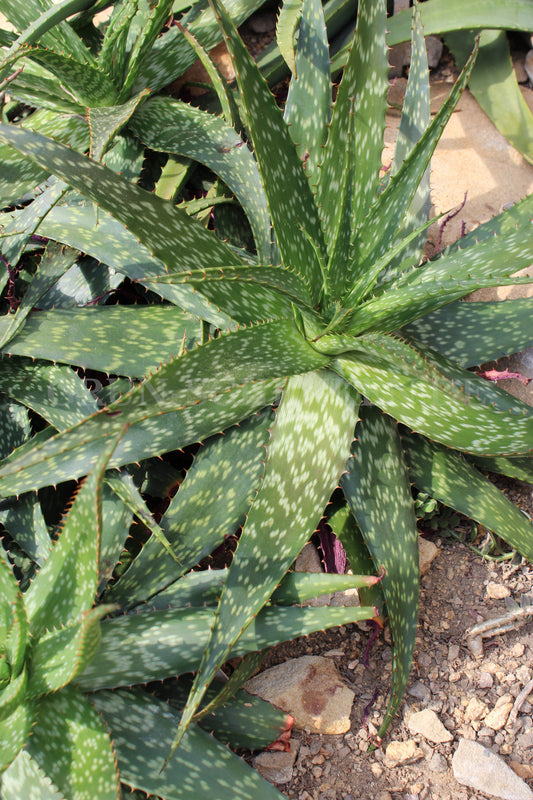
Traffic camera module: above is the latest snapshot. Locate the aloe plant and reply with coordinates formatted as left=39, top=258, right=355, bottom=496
left=0, top=0, right=532, bottom=790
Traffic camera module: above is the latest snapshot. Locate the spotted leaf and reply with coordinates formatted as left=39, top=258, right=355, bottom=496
left=342, top=405, right=419, bottom=739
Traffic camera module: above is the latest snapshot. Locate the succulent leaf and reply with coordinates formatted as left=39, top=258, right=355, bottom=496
left=108, top=410, right=273, bottom=607
left=284, top=0, right=330, bottom=184
left=171, top=368, right=360, bottom=754
left=26, top=685, right=120, bottom=799
left=0, top=701, right=37, bottom=774
left=2, top=749, right=67, bottom=799
left=342, top=406, right=419, bottom=739
left=402, top=431, right=533, bottom=561
left=129, top=96, right=272, bottom=263
left=333, top=335, right=533, bottom=456
left=209, top=0, right=326, bottom=301
left=402, top=298, right=533, bottom=367
left=90, top=688, right=286, bottom=800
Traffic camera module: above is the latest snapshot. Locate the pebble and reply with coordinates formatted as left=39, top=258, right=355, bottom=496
left=407, top=709, right=454, bottom=744
left=465, top=697, right=489, bottom=722
left=478, top=672, right=494, bottom=689
left=428, top=751, right=448, bottom=773
left=452, top=738, right=533, bottom=800
left=385, top=739, right=424, bottom=766
left=247, top=12, right=275, bottom=33
left=525, top=50, right=533, bottom=84
left=485, top=695, right=514, bottom=731
left=408, top=681, right=431, bottom=703
left=245, top=656, right=355, bottom=734
left=486, top=581, right=511, bottom=599
left=253, top=740, right=298, bottom=785
left=419, top=537, right=440, bottom=575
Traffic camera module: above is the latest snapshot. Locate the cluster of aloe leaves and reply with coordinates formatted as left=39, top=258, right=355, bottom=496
left=0, top=0, right=533, bottom=795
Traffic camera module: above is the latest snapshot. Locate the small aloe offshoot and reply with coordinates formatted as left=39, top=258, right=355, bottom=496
left=0, top=0, right=532, bottom=785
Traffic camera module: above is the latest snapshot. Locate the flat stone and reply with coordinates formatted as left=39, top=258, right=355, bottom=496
left=253, top=740, right=298, bottom=785
left=478, top=672, right=495, bottom=689
left=485, top=696, right=514, bottom=731
left=245, top=656, right=354, bottom=734
left=452, top=739, right=533, bottom=800
left=428, top=751, right=449, bottom=773
left=384, top=739, right=424, bottom=767
left=407, top=709, right=454, bottom=744
left=407, top=681, right=431, bottom=704
left=486, top=581, right=511, bottom=600
left=419, top=537, right=439, bottom=576
left=295, top=542, right=323, bottom=573
left=511, top=763, right=533, bottom=781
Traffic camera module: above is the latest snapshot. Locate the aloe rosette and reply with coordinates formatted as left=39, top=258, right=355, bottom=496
left=0, top=0, right=532, bottom=790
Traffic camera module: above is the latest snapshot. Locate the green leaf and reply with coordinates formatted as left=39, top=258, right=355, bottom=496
left=143, top=265, right=316, bottom=323
left=332, top=334, right=533, bottom=456
left=0, top=110, right=88, bottom=208
left=129, top=96, right=272, bottom=263
left=446, top=29, right=533, bottom=165
left=271, top=569, right=381, bottom=604
left=77, top=602, right=378, bottom=690
left=468, top=454, right=533, bottom=485
left=171, top=368, right=360, bottom=755
left=342, top=405, right=419, bottom=739
left=317, top=0, right=388, bottom=255
left=0, top=701, right=36, bottom=773
left=97, top=0, right=137, bottom=84
left=1, top=0, right=95, bottom=64
left=96, top=478, right=135, bottom=595
left=91, top=688, right=286, bottom=800
left=27, top=686, right=120, bottom=800
left=88, top=91, right=149, bottom=160
left=24, top=429, right=122, bottom=636
left=0, top=378, right=283, bottom=496
left=0, top=357, right=98, bottom=431
left=1, top=305, right=202, bottom=378
left=209, top=0, right=326, bottom=301
left=284, top=0, right=330, bottom=184
left=32, top=205, right=233, bottom=327
left=0, top=397, right=30, bottom=460
left=26, top=48, right=118, bottom=107
left=402, top=298, right=533, bottom=367
left=0, top=240, right=77, bottom=350
left=1, top=749, right=67, bottom=800
left=276, top=0, right=302, bottom=76
left=108, top=410, right=272, bottom=607
left=0, top=122, right=239, bottom=275
left=356, top=41, right=477, bottom=274
left=118, top=0, right=175, bottom=101
left=0, top=493, right=50, bottom=566
left=402, top=431, right=533, bottom=561
left=27, top=605, right=114, bottom=696
left=387, top=0, right=533, bottom=47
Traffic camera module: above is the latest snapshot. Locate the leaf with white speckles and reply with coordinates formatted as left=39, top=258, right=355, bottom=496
left=402, top=431, right=533, bottom=561
left=356, top=39, right=477, bottom=274
left=333, top=334, right=533, bottom=456
left=284, top=0, right=330, bottom=185
left=77, top=601, right=378, bottom=690
left=0, top=378, right=282, bottom=496
left=1, top=749, right=67, bottom=799
left=402, top=298, right=533, bottom=367
left=0, top=701, right=36, bottom=773
left=88, top=92, right=149, bottom=161
left=0, top=122, right=239, bottom=275
left=0, top=357, right=97, bottom=430
left=143, top=264, right=316, bottom=323
left=33, top=205, right=232, bottom=327
left=317, top=0, right=388, bottom=254
left=26, top=686, right=120, bottom=799
left=27, top=604, right=114, bottom=697
left=24, top=428, right=123, bottom=637
left=26, top=48, right=118, bottom=107
left=276, top=0, right=302, bottom=76
left=91, top=688, right=286, bottom=800
left=342, top=405, right=419, bottom=739
left=130, top=96, right=272, bottom=263
left=107, top=410, right=273, bottom=608
left=210, top=0, right=326, bottom=301
left=170, top=368, right=360, bottom=754
left=1, top=306, right=202, bottom=378
left=468, top=454, right=533, bottom=484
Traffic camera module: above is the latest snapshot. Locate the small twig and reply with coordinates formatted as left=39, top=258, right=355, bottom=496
left=465, top=605, right=533, bottom=657
left=508, top=678, right=533, bottom=726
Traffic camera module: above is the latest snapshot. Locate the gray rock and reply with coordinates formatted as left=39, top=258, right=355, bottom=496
left=408, top=681, right=431, bottom=703
left=525, top=51, right=533, bottom=84
left=253, top=740, right=298, bottom=785
left=428, top=751, right=448, bottom=773
left=407, top=709, right=454, bottom=744
left=245, top=656, right=355, bottom=734
left=452, top=738, right=533, bottom=800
